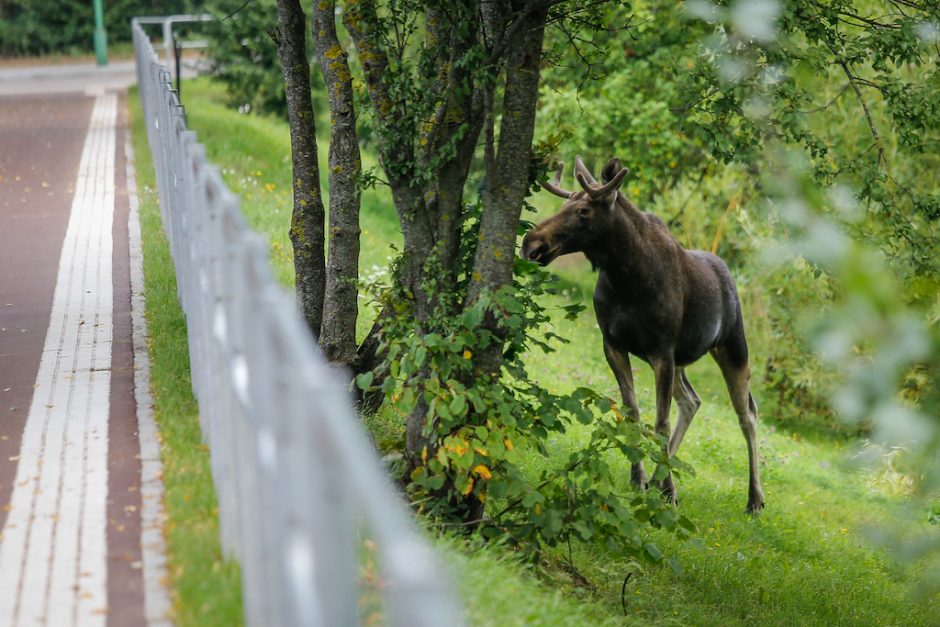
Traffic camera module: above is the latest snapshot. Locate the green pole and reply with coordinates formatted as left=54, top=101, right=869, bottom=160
left=93, top=0, right=107, bottom=66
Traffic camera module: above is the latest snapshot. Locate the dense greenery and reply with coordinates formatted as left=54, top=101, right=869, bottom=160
left=137, top=79, right=940, bottom=624
left=194, top=0, right=940, bottom=596
left=0, top=0, right=191, bottom=56
left=537, top=0, right=940, bottom=434
left=202, top=0, right=297, bottom=115
left=362, top=203, right=693, bottom=563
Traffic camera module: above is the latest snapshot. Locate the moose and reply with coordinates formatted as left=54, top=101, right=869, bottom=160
left=521, top=157, right=765, bottom=514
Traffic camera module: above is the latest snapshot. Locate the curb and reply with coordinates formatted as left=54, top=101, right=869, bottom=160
left=125, top=127, right=173, bottom=626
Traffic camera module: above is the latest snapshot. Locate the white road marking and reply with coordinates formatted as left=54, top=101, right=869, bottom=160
left=125, top=128, right=173, bottom=626
left=0, top=93, right=116, bottom=627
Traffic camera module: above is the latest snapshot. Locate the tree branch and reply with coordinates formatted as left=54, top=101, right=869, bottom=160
left=343, top=0, right=415, bottom=185
left=827, top=42, right=886, bottom=165
left=794, top=82, right=851, bottom=114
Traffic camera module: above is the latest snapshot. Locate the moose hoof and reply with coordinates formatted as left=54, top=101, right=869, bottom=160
left=663, top=489, right=678, bottom=507
left=745, top=500, right=765, bottom=516
left=650, top=478, right=678, bottom=506
left=745, top=486, right=765, bottom=515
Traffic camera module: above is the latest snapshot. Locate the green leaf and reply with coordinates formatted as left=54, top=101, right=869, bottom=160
left=521, top=491, right=543, bottom=508
left=655, top=509, right=677, bottom=528
left=449, top=394, right=467, bottom=418
left=652, top=465, right=670, bottom=481
left=678, top=515, right=697, bottom=533
left=415, top=345, right=427, bottom=368
left=667, top=557, right=684, bottom=576
left=644, top=542, right=663, bottom=562
left=355, top=371, right=374, bottom=390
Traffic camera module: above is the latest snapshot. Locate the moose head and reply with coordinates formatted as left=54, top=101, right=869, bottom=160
left=520, top=156, right=629, bottom=266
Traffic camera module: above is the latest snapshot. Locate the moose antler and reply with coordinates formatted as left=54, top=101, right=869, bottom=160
left=574, top=155, right=597, bottom=185
left=540, top=161, right=573, bottom=198
left=576, top=166, right=629, bottom=199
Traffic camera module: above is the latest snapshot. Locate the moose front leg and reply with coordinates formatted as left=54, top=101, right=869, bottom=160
left=602, top=343, right=646, bottom=488
left=650, top=357, right=677, bottom=504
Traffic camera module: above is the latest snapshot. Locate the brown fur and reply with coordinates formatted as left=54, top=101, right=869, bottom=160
left=521, top=157, right=765, bottom=513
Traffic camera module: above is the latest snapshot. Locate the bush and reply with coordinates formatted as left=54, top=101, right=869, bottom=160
left=0, top=0, right=191, bottom=57
left=201, top=0, right=282, bottom=115
left=358, top=192, right=695, bottom=568
left=201, top=0, right=319, bottom=117
left=758, top=256, right=845, bottom=432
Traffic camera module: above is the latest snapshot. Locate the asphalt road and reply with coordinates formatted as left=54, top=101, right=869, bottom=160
left=0, top=65, right=159, bottom=626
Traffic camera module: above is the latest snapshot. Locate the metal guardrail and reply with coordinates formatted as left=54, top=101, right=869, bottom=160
left=131, top=19, right=462, bottom=627
left=133, top=14, right=212, bottom=77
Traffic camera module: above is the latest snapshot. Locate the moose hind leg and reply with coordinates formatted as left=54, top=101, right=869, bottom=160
left=603, top=342, right=647, bottom=488
left=668, top=368, right=701, bottom=458
left=712, top=346, right=765, bottom=513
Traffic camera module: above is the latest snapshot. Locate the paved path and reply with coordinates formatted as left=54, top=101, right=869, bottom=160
left=0, top=65, right=170, bottom=626
left=0, top=61, right=137, bottom=97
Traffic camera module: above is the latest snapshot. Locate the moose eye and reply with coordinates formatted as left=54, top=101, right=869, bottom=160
left=577, top=207, right=591, bottom=219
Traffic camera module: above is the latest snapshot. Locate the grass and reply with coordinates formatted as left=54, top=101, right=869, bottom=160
left=129, top=88, right=244, bottom=626
left=132, top=78, right=939, bottom=625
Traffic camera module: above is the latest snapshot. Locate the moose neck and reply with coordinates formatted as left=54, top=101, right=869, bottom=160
left=582, top=194, right=651, bottom=278
left=583, top=193, right=687, bottom=304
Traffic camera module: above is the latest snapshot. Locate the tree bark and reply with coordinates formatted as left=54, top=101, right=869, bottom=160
left=468, top=6, right=548, bottom=372
left=312, top=0, right=362, bottom=369
left=344, top=0, right=437, bottom=323
left=274, top=0, right=325, bottom=337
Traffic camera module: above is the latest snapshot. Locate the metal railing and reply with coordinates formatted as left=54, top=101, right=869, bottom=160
left=131, top=19, right=462, bottom=627
left=133, top=15, right=212, bottom=83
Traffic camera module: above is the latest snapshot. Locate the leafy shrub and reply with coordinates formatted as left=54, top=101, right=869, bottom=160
left=359, top=192, right=695, bottom=567
left=758, top=256, right=844, bottom=431
left=201, top=0, right=289, bottom=116
left=537, top=3, right=710, bottom=203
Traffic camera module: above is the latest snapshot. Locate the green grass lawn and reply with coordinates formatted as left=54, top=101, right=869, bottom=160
left=131, top=78, right=938, bottom=626
left=129, top=89, right=243, bottom=627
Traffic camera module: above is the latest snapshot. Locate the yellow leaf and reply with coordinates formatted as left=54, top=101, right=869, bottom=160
left=421, top=446, right=428, bottom=463
left=463, top=349, right=472, bottom=360
left=472, top=465, right=492, bottom=480
left=461, top=477, right=474, bottom=496
left=534, top=503, right=542, bottom=515
left=504, top=438, right=514, bottom=451
left=474, top=447, right=488, bottom=457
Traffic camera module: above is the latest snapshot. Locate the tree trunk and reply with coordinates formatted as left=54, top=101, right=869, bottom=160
left=344, top=0, right=438, bottom=323
left=274, top=0, right=325, bottom=337
left=468, top=8, right=548, bottom=374
left=312, top=0, right=362, bottom=369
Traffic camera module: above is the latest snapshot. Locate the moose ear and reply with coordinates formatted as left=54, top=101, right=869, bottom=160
left=600, top=158, right=625, bottom=184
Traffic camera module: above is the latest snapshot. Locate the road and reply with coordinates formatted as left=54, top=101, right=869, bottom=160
left=0, top=62, right=170, bottom=627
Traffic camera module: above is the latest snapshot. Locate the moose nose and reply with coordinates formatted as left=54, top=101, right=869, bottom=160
left=521, top=235, right=547, bottom=262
